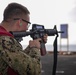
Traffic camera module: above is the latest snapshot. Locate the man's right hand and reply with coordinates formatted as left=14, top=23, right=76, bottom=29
left=29, top=38, right=41, bottom=49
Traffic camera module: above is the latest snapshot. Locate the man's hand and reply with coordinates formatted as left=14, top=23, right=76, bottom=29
left=29, top=34, right=48, bottom=49
left=29, top=38, right=41, bottom=49
left=43, top=34, right=48, bottom=43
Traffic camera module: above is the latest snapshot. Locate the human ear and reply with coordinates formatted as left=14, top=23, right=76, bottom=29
left=19, top=22, right=23, bottom=26
left=18, top=20, right=23, bottom=26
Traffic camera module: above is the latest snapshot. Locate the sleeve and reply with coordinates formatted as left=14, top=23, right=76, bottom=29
left=23, top=46, right=41, bottom=60
left=0, top=36, right=41, bottom=75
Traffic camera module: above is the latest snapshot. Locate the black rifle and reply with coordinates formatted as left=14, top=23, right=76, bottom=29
left=10, top=24, right=63, bottom=56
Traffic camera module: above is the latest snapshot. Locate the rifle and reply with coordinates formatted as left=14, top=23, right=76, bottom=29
left=10, top=24, right=63, bottom=56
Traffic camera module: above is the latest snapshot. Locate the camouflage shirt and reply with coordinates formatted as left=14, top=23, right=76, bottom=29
left=0, top=36, right=41, bottom=75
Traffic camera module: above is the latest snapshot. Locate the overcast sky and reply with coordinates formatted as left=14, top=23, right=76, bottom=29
left=0, top=0, right=76, bottom=45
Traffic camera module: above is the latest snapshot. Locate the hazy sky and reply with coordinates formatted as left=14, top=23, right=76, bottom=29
left=0, top=0, right=76, bottom=45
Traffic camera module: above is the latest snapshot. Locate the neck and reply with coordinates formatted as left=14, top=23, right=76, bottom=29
left=1, top=22, right=10, bottom=32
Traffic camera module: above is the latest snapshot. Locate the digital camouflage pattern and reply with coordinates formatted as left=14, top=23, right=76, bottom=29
left=0, top=36, right=41, bottom=75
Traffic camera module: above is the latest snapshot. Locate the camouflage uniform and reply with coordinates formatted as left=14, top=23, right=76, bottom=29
left=0, top=36, right=41, bottom=75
